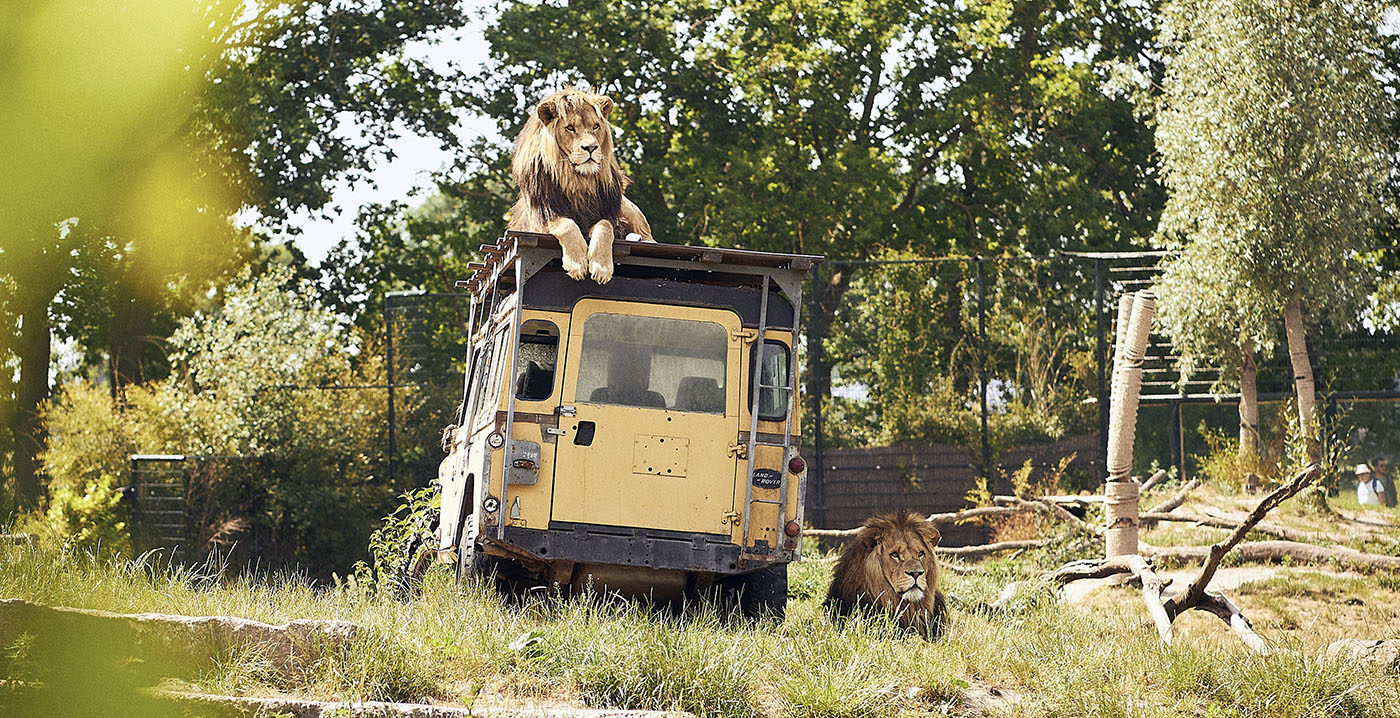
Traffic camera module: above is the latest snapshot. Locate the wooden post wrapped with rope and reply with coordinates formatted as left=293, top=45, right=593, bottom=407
left=1105, top=292, right=1156, bottom=557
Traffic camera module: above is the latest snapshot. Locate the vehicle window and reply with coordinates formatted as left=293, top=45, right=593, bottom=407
left=474, top=326, right=510, bottom=425
left=575, top=313, right=728, bottom=413
left=459, top=345, right=485, bottom=424
left=514, top=320, right=559, bottom=402
left=751, top=340, right=791, bottom=421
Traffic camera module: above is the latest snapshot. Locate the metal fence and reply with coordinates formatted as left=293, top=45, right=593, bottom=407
left=385, top=291, right=473, bottom=486
left=377, top=253, right=1400, bottom=536
left=130, top=252, right=1400, bottom=561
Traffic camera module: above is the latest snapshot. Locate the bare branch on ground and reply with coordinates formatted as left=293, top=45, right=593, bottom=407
left=1145, top=478, right=1201, bottom=516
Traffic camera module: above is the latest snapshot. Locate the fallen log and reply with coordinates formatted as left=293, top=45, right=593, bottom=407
left=995, top=465, right=1323, bottom=654
left=1143, top=540, right=1400, bottom=572
left=1164, top=465, right=1320, bottom=620
left=805, top=501, right=1080, bottom=539
left=1139, top=511, right=1318, bottom=543
left=1146, top=478, right=1201, bottom=516
left=938, top=539, right=1048, bottom=557
left=993, top=495, right=1087, bottom=528
left=1140, top=469, right=1170, bottom=492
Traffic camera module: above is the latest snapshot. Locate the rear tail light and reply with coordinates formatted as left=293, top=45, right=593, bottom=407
left=784, top=520, right=801, bottom=537
left=788, top=456, right=806, bottom=474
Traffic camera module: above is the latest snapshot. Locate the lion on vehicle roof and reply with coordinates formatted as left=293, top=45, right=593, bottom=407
left=825, top=509, right=948, bottom=640
left=507, top=88, right=654, bottom=285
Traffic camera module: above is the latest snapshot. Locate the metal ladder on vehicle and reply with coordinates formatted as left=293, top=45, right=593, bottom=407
left=739, top=273, right=802, bottom=558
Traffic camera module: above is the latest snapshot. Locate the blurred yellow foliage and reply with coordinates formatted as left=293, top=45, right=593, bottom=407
left=0, top=0, right=231, bottom=277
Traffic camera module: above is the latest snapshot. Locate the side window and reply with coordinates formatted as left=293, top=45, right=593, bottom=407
left=459, top=345, right=485, bottom=424
left=473, top=326, right=510, bottom=426
left=575, top=313, right=728, bottom=413
left=750, top=340, right=791, bottom=421
left=514, top=319, right=559, bottom=401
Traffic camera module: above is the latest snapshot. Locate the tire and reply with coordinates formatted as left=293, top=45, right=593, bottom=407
left=455, top=512, right=493, bottom=588
left=724, top=563, right=788, bottom=622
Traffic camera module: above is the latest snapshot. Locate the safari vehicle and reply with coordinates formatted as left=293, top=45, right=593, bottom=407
left=436, top=230, right=821, bottom=617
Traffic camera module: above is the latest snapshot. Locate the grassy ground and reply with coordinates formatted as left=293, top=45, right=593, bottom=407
left=3, top=490, right=1400, bottom=717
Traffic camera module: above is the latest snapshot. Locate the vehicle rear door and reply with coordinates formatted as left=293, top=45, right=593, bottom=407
left=551, top=299, right=742, bottom=534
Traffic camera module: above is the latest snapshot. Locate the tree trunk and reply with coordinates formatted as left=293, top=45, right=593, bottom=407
left=1283, top=297, right=1320, bottom=463
left=10, top=292, right=53, bottom=509
left=1238, top=336, right=1258, bottom=460
left=108, top=293, right=155, bottom=394
left=803, top=266, right=851, bottom=529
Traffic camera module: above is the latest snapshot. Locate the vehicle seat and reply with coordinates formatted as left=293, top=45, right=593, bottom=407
left=675, top=376, right=724, bottom=413
left=516, top=361, right=554, bottom=400
left=590, top=386, right=667, bottom=409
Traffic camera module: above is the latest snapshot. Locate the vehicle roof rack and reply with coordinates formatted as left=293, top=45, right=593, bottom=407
left=461, top=230, right=824, bottom=295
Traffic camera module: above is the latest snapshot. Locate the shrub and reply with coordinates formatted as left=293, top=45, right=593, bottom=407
left=39, top=266, right=397, bottom=574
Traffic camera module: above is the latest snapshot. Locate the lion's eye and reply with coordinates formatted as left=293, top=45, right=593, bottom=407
left=918, top=550, right=925, bottom=558
left=890, top=552, right=900, bottom=560
left=594, top=123, right=600, bottom=130
left=566, top=125, right=575, bottom=133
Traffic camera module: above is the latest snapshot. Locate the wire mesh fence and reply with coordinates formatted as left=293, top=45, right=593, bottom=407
left=385, top=291, right=473, bottom=487
left=131, top=251, right=1400, bottom=560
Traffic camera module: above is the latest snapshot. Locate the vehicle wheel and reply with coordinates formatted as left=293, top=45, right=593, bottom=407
left=455, top=512, right=496, bottom=589
left=725, top=564, right=788, bottom=622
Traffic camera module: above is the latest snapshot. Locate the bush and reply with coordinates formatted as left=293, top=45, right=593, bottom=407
left=41, top=473, right=130, bottom=554
left=39, top=266, right=398, bottom=574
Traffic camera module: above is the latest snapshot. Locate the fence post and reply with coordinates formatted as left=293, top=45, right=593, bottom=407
left=976, top=258, right=991, bottom=478
left=808, top=264, right=826, bottom=528
left=1095, top=257, right=1108, bottom=480
left=1171, top=399, right=1184, bottom=480
left=385, top=293, right=396, bottom=484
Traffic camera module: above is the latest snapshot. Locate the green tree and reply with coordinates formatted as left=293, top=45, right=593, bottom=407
left=349, top=0, right=1164, bottom=453
left=1154, top=0, right=1388, bottom=464
left=1, top=0, right=468, bottom=510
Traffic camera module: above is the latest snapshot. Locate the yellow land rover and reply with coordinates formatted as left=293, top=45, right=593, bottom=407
left=436, top=230, right=820, bottom=617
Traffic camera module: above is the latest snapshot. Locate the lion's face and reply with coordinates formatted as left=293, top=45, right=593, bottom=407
left=864, top=522, right=939, bottom=604
left=536, top=91, right=616, bottom=177
left=826, top=509, right=948, bottom=639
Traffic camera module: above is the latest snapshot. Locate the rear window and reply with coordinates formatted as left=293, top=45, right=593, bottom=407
left=575, top=313, right=728, bottom=413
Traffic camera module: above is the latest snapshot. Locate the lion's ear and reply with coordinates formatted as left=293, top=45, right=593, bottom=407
left=536, top=99, right=560, bottom=124
left=593, top=95, right=614, bottom=118
left=921, top=524, right=942, bottom=550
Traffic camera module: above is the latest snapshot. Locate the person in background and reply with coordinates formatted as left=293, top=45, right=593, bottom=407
left=1370, top=455, right=1395, bottom=508
left=1356, top=464, right=1383, bottom=506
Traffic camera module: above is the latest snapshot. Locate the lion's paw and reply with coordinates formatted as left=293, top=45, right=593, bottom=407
left=589, top=257, right=614, bottom=284
left=562, top=253, right=588, bottom=281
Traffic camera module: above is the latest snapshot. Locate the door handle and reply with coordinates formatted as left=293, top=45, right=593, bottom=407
left=573, top=421, right=596, bottom=446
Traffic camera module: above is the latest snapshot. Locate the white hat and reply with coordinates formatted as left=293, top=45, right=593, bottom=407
left=1356, top=463, right=1372, bottom=475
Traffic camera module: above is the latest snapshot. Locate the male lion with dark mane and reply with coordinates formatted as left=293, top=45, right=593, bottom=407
left=825, top=510, right=948, bottom=640
left=507, top=88, right=653, bottom=284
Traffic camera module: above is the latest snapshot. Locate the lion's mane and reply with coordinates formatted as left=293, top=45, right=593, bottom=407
left=506, top=89, right=638, bottom=238
left=824, top=509, right=948, bottom=640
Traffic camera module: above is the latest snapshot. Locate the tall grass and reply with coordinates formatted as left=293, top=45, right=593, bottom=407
left=2, top=542, right=1398, bottom=717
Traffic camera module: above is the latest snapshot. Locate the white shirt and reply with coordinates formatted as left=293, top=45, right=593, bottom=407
left=1358, top=478, right=1383, bottom=506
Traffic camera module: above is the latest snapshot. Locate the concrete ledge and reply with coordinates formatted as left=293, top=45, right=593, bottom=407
left=163, top=691, right=696, bottom=718
left=0, top=598, right=360, bottom=675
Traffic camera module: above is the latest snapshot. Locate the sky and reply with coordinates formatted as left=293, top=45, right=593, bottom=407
left=273, top=10, right=497, bottom=265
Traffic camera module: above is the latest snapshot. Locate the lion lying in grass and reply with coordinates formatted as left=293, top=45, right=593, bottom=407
left=507, top=87, right=654, bottom=284
left=825, top=510, right=948, bottom=640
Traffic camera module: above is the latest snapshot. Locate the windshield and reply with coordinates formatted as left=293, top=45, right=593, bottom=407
left=574, top=313, right=728, bottom=413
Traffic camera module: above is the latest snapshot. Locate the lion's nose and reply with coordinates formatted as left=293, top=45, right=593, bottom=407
left=581, top=142, right=599, bottom=153
left=906, top=567, right=924, bottom=579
